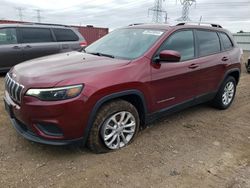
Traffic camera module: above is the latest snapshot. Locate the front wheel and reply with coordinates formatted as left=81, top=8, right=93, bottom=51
left=87, top=100, right=140, bottom=153
left=212, top=76, right=236, bottom=110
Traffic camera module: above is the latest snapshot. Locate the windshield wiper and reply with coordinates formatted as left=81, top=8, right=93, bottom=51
left=87, top=52, right=115, bottom=58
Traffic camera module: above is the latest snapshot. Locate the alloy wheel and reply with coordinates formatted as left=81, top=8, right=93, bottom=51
left=222, top=81, right=235, bottom=106
left=101, top=111, right=136, bottom=150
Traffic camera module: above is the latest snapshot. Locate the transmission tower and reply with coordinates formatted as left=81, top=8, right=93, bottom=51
left=16, top=7, right=25, bottom=21
left=35, top=9, right=42, bottom=23
left=148, top=0, right=167, bottom=23
left=177, top=0, right=196, bottom=21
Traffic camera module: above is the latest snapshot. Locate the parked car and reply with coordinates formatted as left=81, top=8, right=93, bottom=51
left=4, top=23, right=241, bottom=153
left=246, top=56, right=250, bottom=73
left=0, top=24, right=87, bottom=72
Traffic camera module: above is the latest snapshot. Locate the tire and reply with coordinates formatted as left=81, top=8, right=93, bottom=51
left=212, top=76, right=236, bottom=110
left=246, top=62, right=250, bottom=73
left=87, top=100, right=140, bottom=153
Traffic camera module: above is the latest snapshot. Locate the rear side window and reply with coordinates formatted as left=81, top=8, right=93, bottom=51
left=20, top=28, right=53, bottom=43
left=159, top=30, right=195, bottom=61
left=53, top=29, right=79, bottom=42
left=196, top=30, right=221, bottom=57
left=219, top=32, right=233, bottom=50
left=0, top=28, right=17, bottom=45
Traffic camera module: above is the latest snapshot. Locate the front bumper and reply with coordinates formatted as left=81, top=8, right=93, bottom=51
left=4, top=90, right=90, bottom=145
left=9, top=117, right=83, bottom=145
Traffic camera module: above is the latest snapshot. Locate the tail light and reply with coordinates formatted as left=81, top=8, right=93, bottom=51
left=80, top=41, right=87, bottom=47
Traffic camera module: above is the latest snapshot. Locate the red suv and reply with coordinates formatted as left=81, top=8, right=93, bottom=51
left=4, top=23, right=241, bottom=153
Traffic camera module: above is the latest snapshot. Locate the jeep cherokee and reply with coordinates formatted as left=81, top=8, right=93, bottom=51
left=4, top=23, right=241, bottom=153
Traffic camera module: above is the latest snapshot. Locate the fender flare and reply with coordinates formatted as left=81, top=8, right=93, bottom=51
left=217, top=68, right=241, bottom=91
left=224, top=68, right=241, bottom=84
left=82, top=89, right=147, bottom=145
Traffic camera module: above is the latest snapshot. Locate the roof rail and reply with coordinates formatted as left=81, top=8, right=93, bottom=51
left=21, top=22, right=70, bottom=27
left=176, top=22, right=222, bottom=28
left=128, top=23, right=145, bottom=26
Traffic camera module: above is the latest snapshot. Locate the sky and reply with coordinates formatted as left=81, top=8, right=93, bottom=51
left=0, top=0, right=249, bottom=33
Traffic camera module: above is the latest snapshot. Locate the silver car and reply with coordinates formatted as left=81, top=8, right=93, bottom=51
left=0, top=24, right=87, bottom=73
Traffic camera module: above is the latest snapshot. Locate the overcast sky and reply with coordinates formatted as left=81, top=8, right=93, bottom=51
left=0, top=0, right=249, bottom=33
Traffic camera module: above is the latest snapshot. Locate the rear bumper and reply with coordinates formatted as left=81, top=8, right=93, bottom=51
left=9, top=117, right=83, bottom=146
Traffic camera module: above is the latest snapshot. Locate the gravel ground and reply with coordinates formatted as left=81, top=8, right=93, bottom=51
left=0, top=70, right=249, bottom=188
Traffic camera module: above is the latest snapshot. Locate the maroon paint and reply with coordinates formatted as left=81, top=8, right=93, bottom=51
left=5, top=24, right=241, bottom=141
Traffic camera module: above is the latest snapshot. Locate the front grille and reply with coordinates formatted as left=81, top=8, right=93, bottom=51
left=5, top=73, right=24, bottom=103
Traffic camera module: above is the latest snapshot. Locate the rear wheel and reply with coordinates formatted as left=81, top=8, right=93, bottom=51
left=87, top=100, right=140, bottom=153
left=212, top=76, right=236, bottom=109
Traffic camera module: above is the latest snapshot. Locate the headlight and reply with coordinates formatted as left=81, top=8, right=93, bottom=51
left=26, top=84, right=83, bottom=101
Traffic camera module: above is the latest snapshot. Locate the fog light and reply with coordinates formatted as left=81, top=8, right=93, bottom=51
left=36, top=123, right=63, bottom=137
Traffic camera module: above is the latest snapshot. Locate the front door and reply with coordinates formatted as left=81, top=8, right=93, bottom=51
left=150, top=29, right=201, bottom=111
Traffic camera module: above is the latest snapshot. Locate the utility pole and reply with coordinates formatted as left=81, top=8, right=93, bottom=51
left=148, top=0, right=167, bottom=23
left=165, top=12, right=169, bottom=23
left=16, top=7, right=24, bottom=21
left=35, top=9, right=42, bottom=23
left=177, top=0, right=196, bottom=21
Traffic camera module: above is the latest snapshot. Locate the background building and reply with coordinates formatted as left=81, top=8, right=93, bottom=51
left=233, top=32, right=250, bottom=64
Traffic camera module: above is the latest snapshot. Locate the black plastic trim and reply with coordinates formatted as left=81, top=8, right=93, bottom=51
left=36, top=123, right=63, bottom=137
left=220, top=68, right=241, bottom=87
left=10, top=118, right=83, bottom=146
left=145, top=92, right=217, bottom=124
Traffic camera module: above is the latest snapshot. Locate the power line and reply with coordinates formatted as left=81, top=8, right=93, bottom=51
left=15, top=7, right=25, bottom=21
left=198, top=1, right=250, bottom=5
left=35, top=9, right=42, bottom=23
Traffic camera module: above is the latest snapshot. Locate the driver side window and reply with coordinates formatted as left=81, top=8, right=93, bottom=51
left=158, top=30, right=195, bottom=62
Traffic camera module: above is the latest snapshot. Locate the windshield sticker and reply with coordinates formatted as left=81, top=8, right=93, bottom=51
left=143, top=30, right=163, bottom=36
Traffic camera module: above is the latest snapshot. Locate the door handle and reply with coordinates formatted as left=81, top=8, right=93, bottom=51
left=188, top=64, right=199, bottom=69
left=62, top=44, right=69, bottom=49
left=12, top=46, right=21, bottom=49
left=24, top=45, right=32, bottom=48
left=222, top=57, right=229, bottom=61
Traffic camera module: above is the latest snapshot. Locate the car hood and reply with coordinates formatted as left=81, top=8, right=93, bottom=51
left=12, top=51, right=130, bottom=87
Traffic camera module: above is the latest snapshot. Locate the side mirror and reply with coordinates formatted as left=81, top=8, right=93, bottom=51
left=155, top=50, right=181, bottom=63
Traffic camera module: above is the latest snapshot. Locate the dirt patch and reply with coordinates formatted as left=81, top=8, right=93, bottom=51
left=0, top=72, right=250, bottom=188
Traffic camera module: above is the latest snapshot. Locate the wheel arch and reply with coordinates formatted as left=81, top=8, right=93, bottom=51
left=82, top=90, right=147, bottom=145
left=221, top=68, right=241, bottom=87
left=226, top=69, right=240, bottom=85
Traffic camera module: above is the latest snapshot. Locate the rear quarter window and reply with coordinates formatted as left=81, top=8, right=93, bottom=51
left=53, top=28, right=79, bottom=42
left=20, top=28, right=54, bottom=43
left=196, top=30, right=221, bottom=57
left=219, top=32, right=233, bottom=50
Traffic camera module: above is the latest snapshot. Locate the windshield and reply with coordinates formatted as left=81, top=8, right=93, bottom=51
left=85, top=28, right=164, bottom=60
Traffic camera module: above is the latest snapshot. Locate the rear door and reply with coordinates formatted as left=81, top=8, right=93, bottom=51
left=0, top=27, right=24, bottom=70
left=52, top=28, right=82, bottom=52
left=194, top=29, right=227, bottom=95
left=218, top=32, right=236, bottom=65
left=19, top=27, right=60, bottom=61
left=150, top=29, right=201, bottom=111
